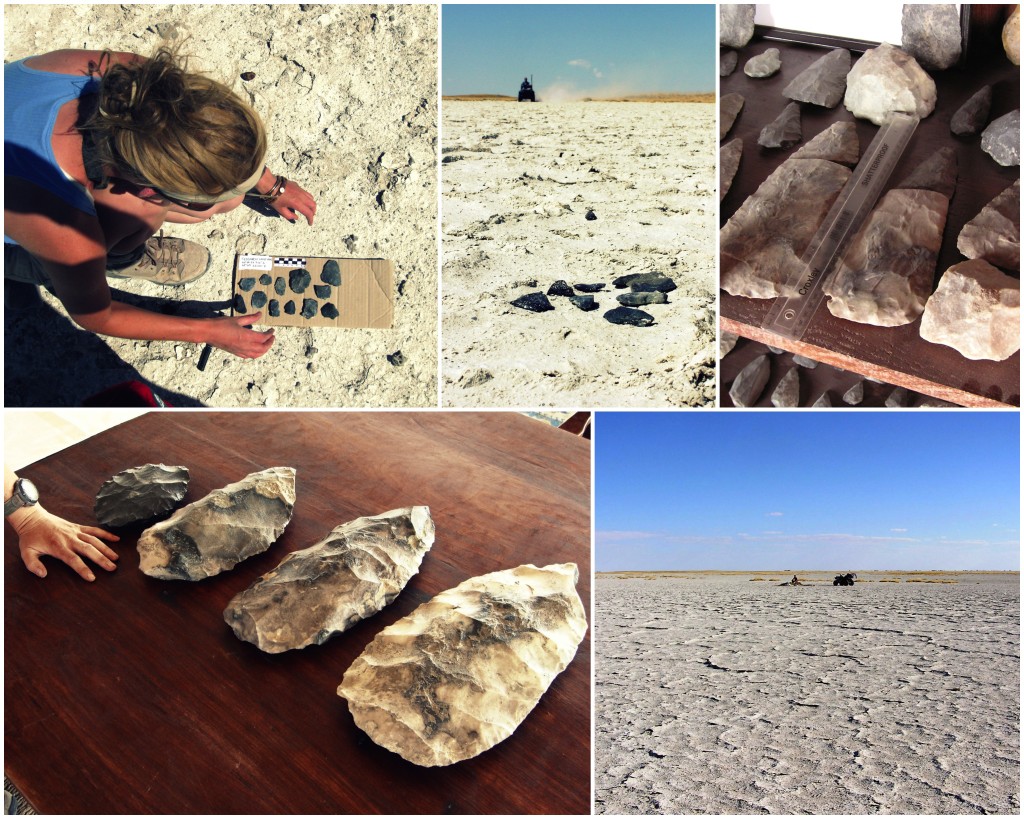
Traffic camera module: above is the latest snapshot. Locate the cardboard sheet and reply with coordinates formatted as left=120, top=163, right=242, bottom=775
left=232, top=255, right=394, bottom=329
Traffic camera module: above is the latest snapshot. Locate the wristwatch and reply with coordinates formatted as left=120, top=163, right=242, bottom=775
left=4, top=478, right=39, bottom=517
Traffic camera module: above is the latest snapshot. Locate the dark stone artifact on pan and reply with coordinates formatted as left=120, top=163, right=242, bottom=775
left=321, top=259, right=342, bottom=286
left=314, top=284, right=332, bottom=299
left=289, top=268, right=312, bottom=294
left=250, top=291, right=268, bottom=309
left=238, top=277, right=256, bottom=292
left=259, top=273, right=272, bottom=286
left=137, top=467, right=296, bottom=581
left=604, top=306, right=655, bottom=326
left=321, top=303, right=340, bottom=320
left=512, top=292, right=555, bottom=312
left=301, top=298, right=318, bottom=319
left=274, top=277, right=287, bottom=296
left=284, top=300, right=297, bottom=315
left=223, top=507, right=435, bottom=653
left=547, top=280, right=575, bottom=297
left=94, top=464, right=190, bottom=528
left=268, top=299, right=281, bottom=317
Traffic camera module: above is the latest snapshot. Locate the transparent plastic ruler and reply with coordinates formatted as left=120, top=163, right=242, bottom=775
left=762, top=112, right=920, bottom=340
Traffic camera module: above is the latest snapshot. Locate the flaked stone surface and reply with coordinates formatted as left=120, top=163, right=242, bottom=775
left=720, top=49, right=738, bottom=77
left=896, top=145, right=958, bottom=199
left=950, top=85, right=992, bottom=135
left=605, top=306, right=655, bottom=327
left=919, top=260, right=1021, bottom=361
left=745, top=48, right=782, bottom=78
left=719, top=331, right=739, bottom=358
left=770, top=367, right=800, bottom=407
left=512, top=292, right=554, bottom=313
left=321, top=259, right=342, bottom=286
left=94, top=464, right=190, bottom=528
left=791, top=121, right=859, bottom=165
left=251, top=291, right=267, bottom=309
left=289, top=268, right=312, bottom=294
left=981, top=110, right=1020, bottom=167
left=322, top=303, right=340, bottom=320
left=901, top=4, right=962, bottom=70
left=844, top=44, right=936, bottom=125
left=301, top=298, right=318, bottom=319
left=729, top=354, right=769, bottom=407
left=569, top=295, right=599, bottom=311
left=630, top=273, right=677, bottom=293
left=720, top=93, right=745, bottom=140
left=793, top=354, right=819, bottom=368
left=758, top=102, right=802, bottom=149
left=238, top=277, right=256, bottom=292
left=617, top=291, right=667, bottom=307
left=720, top=138, right=742, bottom=201
left=721, top=158, right=853, bottom=298
left=812, top=391, right=832, bottom=407
left=224, top=507, right=435, bottom=653
left=137, top=467, right=296, bottom=581
left=843, top=381, right=864, bottom=405
left=1005, top=5, right=1020, bottom=65
left=720, top=4, right=755, bottom=49
left=824, top=188, right=949, bottom=326
left=783, top=49, right=851, bottom=108
left=547, top=280, right=575, bottom=297
left=885, top=387, right=910, bottom=407
left=338, top=562, right=587, bottom=767
left=958, top=180, right=1020, bottom=271
left=574, top=283, right=605, bottom=293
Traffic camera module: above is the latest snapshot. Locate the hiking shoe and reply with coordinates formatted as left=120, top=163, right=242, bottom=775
left=107, top=233, right=210, bottom=285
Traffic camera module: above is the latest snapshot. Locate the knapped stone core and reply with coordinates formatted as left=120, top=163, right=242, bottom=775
left=338, top=563, right=587, bottom=767
left=745, top=48, right=782, bottom=78
left=957, top=179, right=1020, bottom=271
left=771, top=367, right=800, bottom=408
left=224, top=507, right=435, bottom=653
left=844, top=43, right=936, bottom=125
left=901, top=4, right=962, bottom=70
left=980, top=110, right=1020, bottom=167
left=783, top=49, right=851, bottom=108
left=137, top=467, right=296, bottom=581
left=94, top=464, right=190, bottom=528
left=720, top=4, right=755, bottom=48
left=919, top=260, right=1021, bottom=361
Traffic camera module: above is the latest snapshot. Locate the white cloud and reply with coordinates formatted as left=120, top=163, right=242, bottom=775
left=767, top=511, right=783, bottom=517
left=567, top=58, right=592, bottom=69
left=891, top=527, right=908, bottom=532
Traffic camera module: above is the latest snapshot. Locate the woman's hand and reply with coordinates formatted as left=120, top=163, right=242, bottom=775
left=13, top=506, right=120, bottom=582
left=271, top=179, right=317, bottom=226
left=207, top=312, right=275, bottom=358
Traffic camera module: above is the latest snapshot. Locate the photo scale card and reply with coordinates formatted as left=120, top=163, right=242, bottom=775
left=232, top=255, right=394, bottom=329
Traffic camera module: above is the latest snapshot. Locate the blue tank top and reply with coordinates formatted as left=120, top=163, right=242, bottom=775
left=4, top=58, right=99, bottom=244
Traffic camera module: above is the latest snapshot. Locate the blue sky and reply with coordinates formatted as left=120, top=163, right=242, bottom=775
left=442, top=4, right=716, bottom=98
left=596, top=412, right=1021, bottom=572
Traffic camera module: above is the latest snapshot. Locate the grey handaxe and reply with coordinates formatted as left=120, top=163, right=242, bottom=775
left=338, top=563, right=588, bottom=767
left=94, top=464, right=190, bottom=528
left=224, top=507, right=435, bottom=653
left=137, top=467, right=296, bottom=581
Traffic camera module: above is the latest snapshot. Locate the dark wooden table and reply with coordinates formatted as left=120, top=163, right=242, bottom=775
left=721, top=35, right=1020, bottom=407
left=4, top=412, right=591, bottom=814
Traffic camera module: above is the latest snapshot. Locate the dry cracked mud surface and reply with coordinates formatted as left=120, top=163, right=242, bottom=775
left=595, top=574, right=1020, bottom=814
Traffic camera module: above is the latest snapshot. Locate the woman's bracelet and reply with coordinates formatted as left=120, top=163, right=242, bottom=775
left=246, top=172, right=287, bottom=204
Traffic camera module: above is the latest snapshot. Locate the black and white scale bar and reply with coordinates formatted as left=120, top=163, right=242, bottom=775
left=273, top=257, right=307, bottom=268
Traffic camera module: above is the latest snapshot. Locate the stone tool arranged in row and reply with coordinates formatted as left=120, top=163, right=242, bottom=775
left=511, top=272, right=679, bottom=327
left=93, top=463, right=587, bottom=767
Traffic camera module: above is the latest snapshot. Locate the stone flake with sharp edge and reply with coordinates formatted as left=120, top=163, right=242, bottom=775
left=720, top=138, right=742, bottom=201
left=94, top=464, right=190, bottom=528
left=721, top=93, right=745, bottom=140
left=137, top=467, right=295, bottom=581
left=745, top=48, right=782, bottom=78
left=981, top=110, right=1020, bottom=167
left=783, top=48, right=852, bottom=108
left=224, top=507, right=435, bottom=653
left=729, top=354, right=770, bottom=407
left=919, top=260, right=1021, bottom=361
left=771, top=367, right=800, bottom=408
left=950, top=85, right=992, bottom=136
left=758, top=102, right=802, bottom=149
left=791, top=121, right=860, bottom=165
left=720, top=4, right=755, bottom=48
left=338, top=563, right=587, bottom=767
left=721, top=49, right=738, bottom=77
left=958, top=179, right=1020, bottom=271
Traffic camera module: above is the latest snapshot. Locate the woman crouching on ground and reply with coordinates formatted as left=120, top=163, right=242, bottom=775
left=4, top=47, right=317, bottom=358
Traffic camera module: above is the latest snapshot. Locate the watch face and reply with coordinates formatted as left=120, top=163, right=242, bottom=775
left=20, top=479, right=39, bottom=503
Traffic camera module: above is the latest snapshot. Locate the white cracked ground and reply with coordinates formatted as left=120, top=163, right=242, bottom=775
left=595, top=574, right=1020, bottom=814
left=441, top=101, right=716, bottom=408
left=4, top=4, right=437, bottom=407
